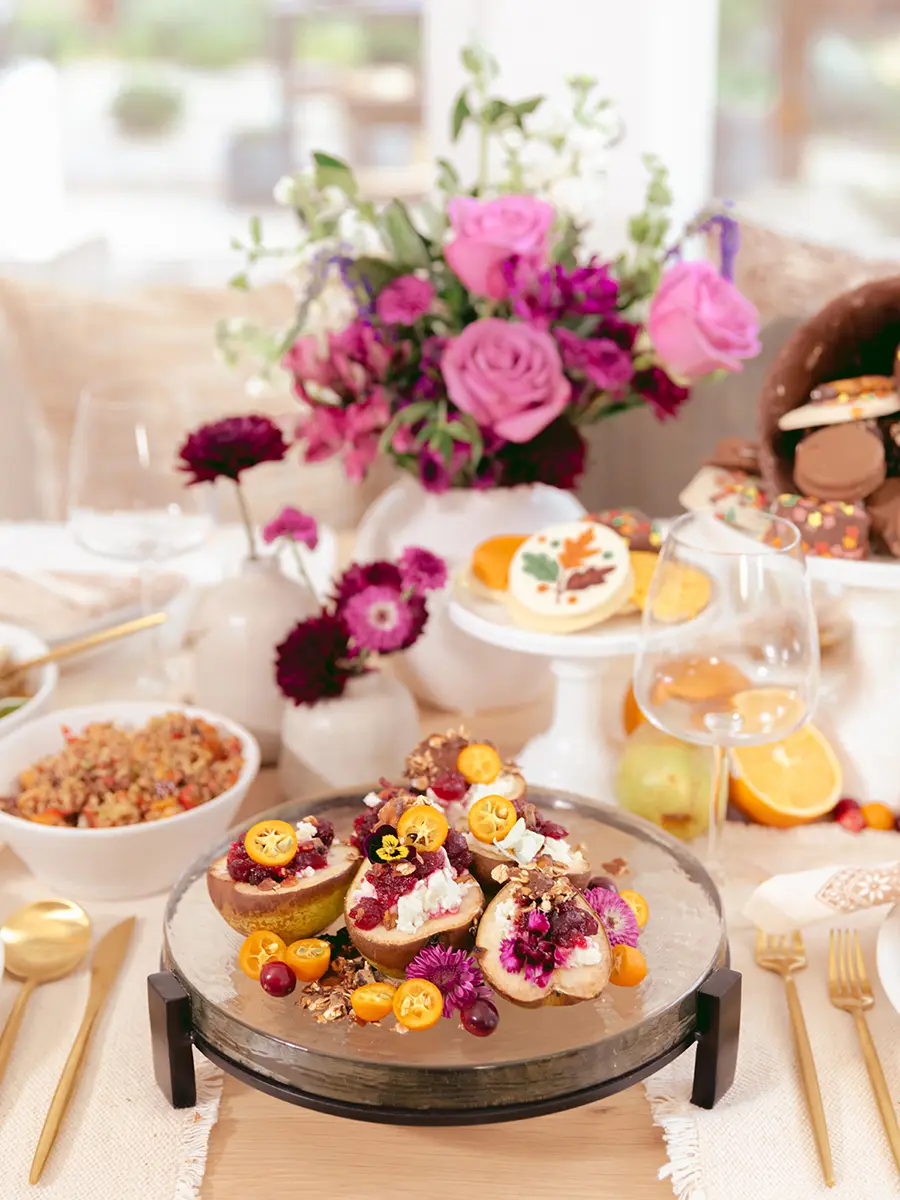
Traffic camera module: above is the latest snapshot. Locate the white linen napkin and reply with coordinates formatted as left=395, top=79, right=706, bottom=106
left=743, top=860, right=900, bottom=933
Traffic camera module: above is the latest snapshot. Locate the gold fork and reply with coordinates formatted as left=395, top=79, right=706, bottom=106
left=756, top=930, right=834, bottom=1187
left=828, top=929, right=900, bottom=1176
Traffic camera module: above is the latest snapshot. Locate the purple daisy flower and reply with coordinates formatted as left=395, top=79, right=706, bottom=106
left=584, top=889, right=640, bottom=948
left=405, top=945, right=491, bottom=1019
left=343, top=585, right=421, bottom=653
left=398, top=546, right=448, bottom=595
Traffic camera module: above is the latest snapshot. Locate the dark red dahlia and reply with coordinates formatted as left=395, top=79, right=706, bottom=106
left=633, top=366, right=690, bottom=421
left=332, top=561, right=404, bottom=611
left=492, top=417, right=586, bottom=490
left=177, top=415, right=288, bottom=484
left=275, top=614, right=353, bottom=706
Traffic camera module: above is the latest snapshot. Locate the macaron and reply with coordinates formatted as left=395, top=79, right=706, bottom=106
left=793, top=424, right=886, bottom=502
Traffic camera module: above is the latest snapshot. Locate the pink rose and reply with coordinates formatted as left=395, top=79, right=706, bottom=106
left=442, top=318, right=571, bottom=443
left=445, top=196, right=555, bottom=300
left=375, top=275, right=435, bottom=325
left=283, top=335, right=334, bottom=391
left=648, top=260, right=761, bottom=384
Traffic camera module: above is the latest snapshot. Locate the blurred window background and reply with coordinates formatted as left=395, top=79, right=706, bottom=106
left=2, top=0, right=900, bottom=288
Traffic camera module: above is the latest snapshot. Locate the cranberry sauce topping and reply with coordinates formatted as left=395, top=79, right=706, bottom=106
left=444, top=828, right=473, bottom=873
left=351, top=808, right=380, bottom=853
left=226, top=828, right=329, bottom=885
left=547, top=900, right=598, bottom=949
left=311, top=818, right=335, bottom=850
left=499, top=899, right=599, bottom=987
left=350, top=849, right=448, bottom=929
left=430, top=769, right=468, bottom=803
left=513, top=799, right=568, bottom=841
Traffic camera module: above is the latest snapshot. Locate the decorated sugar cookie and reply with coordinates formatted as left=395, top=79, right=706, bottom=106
left=506, top=522, right=633, bottom=633
left=778, top=375, right=900, bottom=432
left=586, top=508, right=662, bottom=553
left=679, top=465, right=766, bottom=516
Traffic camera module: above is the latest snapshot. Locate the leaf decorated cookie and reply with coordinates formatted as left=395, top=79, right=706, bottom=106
left=507, top=521, right=633, bottom=632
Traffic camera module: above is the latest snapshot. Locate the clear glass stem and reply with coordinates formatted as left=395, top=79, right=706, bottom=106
left=707, top=743, right=728, bottom=867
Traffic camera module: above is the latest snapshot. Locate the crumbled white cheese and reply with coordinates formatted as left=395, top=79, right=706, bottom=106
left=295, top=820, right=318, bottom=842
left=298, top=866, right=316, bottom=879
left=422, top=788, right=449, bottom=810
left=396, top=868, right=465, bottom=935
left=543, top=837, right=578, bottom=867
left=349, top=877, right=378, bottom=906
left=494, top=818, right=545, bottom=866
left=493, top=896, right=519, bottom=936
left=362, top=791, right=382, bottom=809
left=464, top=773, right=520, bottom=810
left=565, top=941, right=604, bottom=967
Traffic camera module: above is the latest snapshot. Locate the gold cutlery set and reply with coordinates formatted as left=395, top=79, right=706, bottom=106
left=756, top=927, right=900, bottom=1187
left=0, top=899, right=134, bottom=1185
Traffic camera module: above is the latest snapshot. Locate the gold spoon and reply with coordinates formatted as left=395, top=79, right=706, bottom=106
left=0, top=900, right=92, bottom=1091
left=0, top=612, right=167, bottom=681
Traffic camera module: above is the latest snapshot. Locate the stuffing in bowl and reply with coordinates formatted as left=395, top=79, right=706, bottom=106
left=0, top=702, right=260, bottom=901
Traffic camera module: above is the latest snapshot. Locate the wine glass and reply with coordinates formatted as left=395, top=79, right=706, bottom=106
left=67, top=380, right=214, bottom=695
left=632, top=509, right=819, bottom=867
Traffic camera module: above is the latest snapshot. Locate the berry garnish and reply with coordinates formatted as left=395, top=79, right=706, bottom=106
left=861, top=802, right=896, bottom=831
left=351, top=808, right=380, bottom=853
left=259, top=960, right=297, bottom=997
left=833, top=797, right=865, bottom=833
left=444, top=829, right=473, bottom=873
left=548, top=900, right=599, bottom=949
left=586, top=875, right=618, bottom=894
left=430, top=770, right=468, bottom=803
left=227, top=838, right=279, bottom=885
left=349, top=896, right=383, bottom=930
left=461, top=999, right=499, bottom=1037
left=312, top=818, right=335, bottom=849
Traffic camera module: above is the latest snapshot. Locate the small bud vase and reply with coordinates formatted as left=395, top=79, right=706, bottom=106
left=279, top=672, right=420, bottom=799
left=191, top=557, right=318, bottom=764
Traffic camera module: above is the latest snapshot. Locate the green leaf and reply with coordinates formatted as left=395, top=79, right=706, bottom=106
left=229, top=272, right=250, bottom=291
left=481, top=98, right=511, bottom=125
left=312, top=150, right=358, bottom=199
left=461, top=46, right=481, bottom=75
left=429, top=429, right=455, bottom=466
left=435, top=156, right=461, bottom=194
left=342, top=256, right=403, bottom=298
left=395, top=400, right=433, bottom=426
left=552, top=218, right=581, bottom=269
left=521, top=553, right=559, bottom=584
left=451, top=89, right=470, bottom=142
left=249, top=216, right=262, bottom=245
left=513, top=96, right=544, bottom=118
left=381, top=200, right=431, bottom=268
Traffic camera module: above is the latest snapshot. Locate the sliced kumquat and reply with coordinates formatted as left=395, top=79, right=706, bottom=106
left=392, top=979, right=443, bottom=1030
left=457, top=743, right=502, bottom=786
left=467, top=794, right=518, bottom=844
left=609, top=944, right=647, bottom=988
left=618, top=890, right=649, bottom=930
left=244, top=819, right=298, bottom=867
left=284, top=938, right=332, bottom=982
left=350, top=982, right=397, bottom=1022
left=238, top=931, right=286, bottom=981
left=397, top=804, right=450, bottom=852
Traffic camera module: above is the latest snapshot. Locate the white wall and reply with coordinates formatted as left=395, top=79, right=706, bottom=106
left=423, top=0, right=720, bottom=254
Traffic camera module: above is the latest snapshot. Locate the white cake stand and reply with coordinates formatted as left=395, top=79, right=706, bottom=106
left=804, top=552, right=900, bottom=803
left=449, top=588, right=640, bottom=802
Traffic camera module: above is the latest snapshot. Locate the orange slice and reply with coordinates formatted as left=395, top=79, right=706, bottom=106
left=622, top=684, right=648, bottom=736
left=649, top=562, right=712, bottom=623
left=397, top=803, right=449, bottom=852
left=468, top=794, right=518, bottom=844
left=472, top=535, right=528, bottom=591
left=458, top=743, right=502, bottom=785
left=650, top=656, right=750, bottom=706
left=729, top=724, right=842, bottom=828
left=244, top=819, right=298, bottom=867
left=729, top=687, right=805, bottom=737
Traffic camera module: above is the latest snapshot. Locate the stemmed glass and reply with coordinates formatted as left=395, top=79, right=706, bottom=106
left=67, top=380, right=214, bottom=696
left=632, top=510, right=820, bottom=868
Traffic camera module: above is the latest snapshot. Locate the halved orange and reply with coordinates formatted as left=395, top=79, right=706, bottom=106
left=622, top=684, right=648, bottom=736
left=650, top=562, right=712, bottom=623
left=729, top=724, right=842, bottom=828
left=729, top=687, right=805, bottom=738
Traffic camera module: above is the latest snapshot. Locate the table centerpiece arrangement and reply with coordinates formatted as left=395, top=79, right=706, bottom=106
left=214, top=44, right=761, bottom=711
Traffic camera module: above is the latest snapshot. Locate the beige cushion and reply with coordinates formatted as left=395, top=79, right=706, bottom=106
left=0, top=276, right=386, bottom=530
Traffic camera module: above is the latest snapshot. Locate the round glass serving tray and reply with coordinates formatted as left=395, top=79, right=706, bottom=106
left=161, top=788, right=727, bottom=1117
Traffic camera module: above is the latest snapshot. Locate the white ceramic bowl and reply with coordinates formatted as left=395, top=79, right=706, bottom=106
left=0, top=702, right=260, bottom=901
left=0, top=621, right=57, bottom=739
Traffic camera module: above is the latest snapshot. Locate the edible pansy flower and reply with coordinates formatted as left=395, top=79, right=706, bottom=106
left=365, top=825, right=414, bottom=865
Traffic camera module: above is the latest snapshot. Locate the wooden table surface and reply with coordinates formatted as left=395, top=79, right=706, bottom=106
left=201, top=697, right=672, bottom=1199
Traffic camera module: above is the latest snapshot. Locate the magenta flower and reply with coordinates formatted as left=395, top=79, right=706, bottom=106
left=333, top=560, right=403, bottom=611
left=177, top=415, right=287, bottom=484
left=275, top=614, right=354, bottom=706
left=498, top=930, right=556, bottom=988
left=555, top=328, right=635, bottom=394
left=405, top=945, right=491, bottom=1019
left=504, top=257, right=619, bottom=324
left=442, top=318, right=571, bottom=444
left=584, top=888, right=640, bottom=949
left=375, top=275, right=435, bottom=325
left=633, top=366, right=690, bottom=421
left=343, top=584, right=427, bottom=653
left=283, top=335, right=333, bottom=389
left=398, top=546, right=447, bottom=595
left=262, top=506, right=319, bottom=550
left=296, top=406, right=346, bottom=464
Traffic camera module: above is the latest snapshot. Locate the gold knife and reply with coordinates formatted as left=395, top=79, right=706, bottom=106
left=29, top=917, right=136, bottom=1185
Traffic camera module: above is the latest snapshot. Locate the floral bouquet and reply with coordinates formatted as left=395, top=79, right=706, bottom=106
left=220, top=46, right=760, bottom=495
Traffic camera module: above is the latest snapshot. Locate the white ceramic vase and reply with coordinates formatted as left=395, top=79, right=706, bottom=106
left=278, top=672, right=420, bottom=799
left=354, top=478, right=586, bottom=711
left=191, top=557, right=318, bottom=765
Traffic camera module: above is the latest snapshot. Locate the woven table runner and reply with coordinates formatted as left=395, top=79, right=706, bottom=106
left=644, top=822, right=900, bottom=1200
left=0, top=850, right=222, bottom=1200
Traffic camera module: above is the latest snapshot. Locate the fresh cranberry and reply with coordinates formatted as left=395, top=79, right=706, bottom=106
left=351, top=809, right=380, bottom=853
left=833, top=797, right=865, bottom=834
left=259, top=961, right=296, bottom=998
left=430, top=770, right=468, bottom=803
left=349, top=897, right=383, bottom=930
left=586, top=875, right=618, bottom=894
left=313, top=819, right=335, bottom=849
left=294, top=846, right=329, bottom=872
left=444, top=829, right=473, bottom=873
left=413, top=849, right=444, bottom=879
left=549, top=901, right=598, bottom=949
left=461, top=999, right=499, bottom=1037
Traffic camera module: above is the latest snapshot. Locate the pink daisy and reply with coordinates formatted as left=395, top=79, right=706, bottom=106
left=343, top=584, right=422, bottom=653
